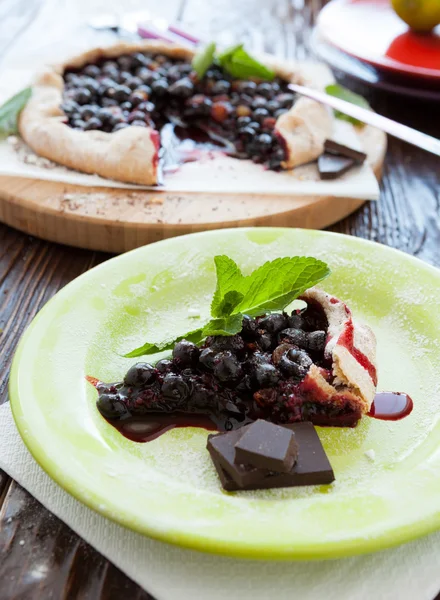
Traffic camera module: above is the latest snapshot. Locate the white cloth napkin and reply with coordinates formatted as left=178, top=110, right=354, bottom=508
left=0, top=402, right=439, bottom=600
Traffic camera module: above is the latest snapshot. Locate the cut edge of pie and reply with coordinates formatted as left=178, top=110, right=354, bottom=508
left=299, top=287, right=377, bottom=418
left=18, top=40, right=333, bottom=185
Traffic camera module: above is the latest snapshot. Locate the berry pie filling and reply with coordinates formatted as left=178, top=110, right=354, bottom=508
left=94, top=293, right=374, bottom=434
left=61, top=52, right=295, bottom=170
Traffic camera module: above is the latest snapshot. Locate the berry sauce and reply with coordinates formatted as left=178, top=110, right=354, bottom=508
left=368, top=391, right=413, bottom=421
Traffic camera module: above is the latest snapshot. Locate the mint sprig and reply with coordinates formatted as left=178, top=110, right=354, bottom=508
left=191, top=42, right=275, bottom=81
left=0, top=87, right=32, bottom=138
left=124, top=255, right=330, bottom=358
left=325, top=84, right=370, bottom=126
left=192, top=42, right=216, bottom=79
left=217, top=45, right=275, bottom=81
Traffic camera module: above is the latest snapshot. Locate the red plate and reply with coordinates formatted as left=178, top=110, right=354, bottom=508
left=318, top=0, right=440, bottom=82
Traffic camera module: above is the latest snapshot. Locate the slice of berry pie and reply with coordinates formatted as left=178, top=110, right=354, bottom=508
left=95, top=287, right=377, bottom=429
left=19, top=41, right=332, bottom=185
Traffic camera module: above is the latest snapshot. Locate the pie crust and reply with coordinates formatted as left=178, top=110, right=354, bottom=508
left=299, top=287, right=377, bottom=416
left=18, top=41, right=333, bottom=185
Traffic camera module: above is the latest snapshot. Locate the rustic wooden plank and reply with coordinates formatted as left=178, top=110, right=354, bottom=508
left=0, top=481, right=153, bottom=600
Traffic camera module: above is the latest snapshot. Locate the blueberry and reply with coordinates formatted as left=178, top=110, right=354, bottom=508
left=250, top=362, right=280, bottom=389
left=71, top=118, right=86, bottom=129
left=169, top=77, right=194, bottom=98
left=279, top=328, right=308, bottom=348
left=237, top=115, right=252, bottom=127
left=117, top=55, right=134, bottom=71
left=199, top=347, right=217, bottom=370
left=151, top=78, right=169, bottom=96
left=78, top=104, right=98, bottom=120
left=276, top=93, right=295, bottom=108
left=128, top=110, right=147, bottom=123
left=252, top=97, right=267, bottom=110
left=172, top=340, right=200, bottom=367
left=83, top=64, right=101, bottom=78
left=239, top=126, right=258, bottom=141
left=127, top=76, right=143, bottom=91
left=289, top=312, right=305, bottom=329
left=279, top=348, right=312, bottom=379
left=97, top=394, right=129, bottom=419
left=241, top=315, right=257, bottom=339
left=207, top=334, right=245, bottom=354
left=212, top=80, right=231, bottom=95
left=238, top=81, right=257, bottom=95
left=307, top=330, right=326, bottom=352
left=60, top=100, right=79, bottom=115
left=82, top=77, right=100, bottom=94
left=266, top=100, right=280, bottom=113
left=190, top=383, right=214, bottom=408
left=112, top=85, right=131, bottom=102
left=100, top=98, right=119, bottom=108
left=259, top=313, right=289, bottom=333
left=257, top=82, right=273, bottom=98
left=185, top=94, right=212, bottom=116
left=274, top=108, right=288, bottom=120
left=213, top=351, right=243, bottom=383
left=124, top=362, right=156, bottom=387
left=257, top=133, right=273, bottom=151
left=83, top=116, right=103, bottom=130
left=258, top=332, right=274, bottom=351
left=253, top=107, right=270, bottom=123
left=120, top=101, right=132, bottom=111
left=161, top=374, right=189, bottom=404
left=72, top=88, right=92, bottom=105
left=155, top=359, right=174, bottom=373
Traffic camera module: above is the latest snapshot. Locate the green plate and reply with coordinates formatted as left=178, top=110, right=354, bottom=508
left=9, top=228, right=440, bottom=560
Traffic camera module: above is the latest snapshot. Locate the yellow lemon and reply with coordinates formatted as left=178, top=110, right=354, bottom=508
left=392, top=0, right=440, bottom=32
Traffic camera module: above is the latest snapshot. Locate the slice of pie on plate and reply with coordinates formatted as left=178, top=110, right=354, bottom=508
left=95, top=287, right=377, bottom=428
left=19, top=41, right=333, bottom=185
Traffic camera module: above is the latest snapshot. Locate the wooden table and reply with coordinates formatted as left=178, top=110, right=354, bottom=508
left=1, top=0, right=439, bottom=598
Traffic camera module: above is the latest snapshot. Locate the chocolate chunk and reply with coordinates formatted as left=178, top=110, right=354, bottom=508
left=234, top=419, right=298, bottom=473
left=208, top=422, right=334, bottom=491
left=318, top=153, right=356, bottom=180
left=324, top=139, right=367, bottom=164
left=207, top=426, right=269, bottom=487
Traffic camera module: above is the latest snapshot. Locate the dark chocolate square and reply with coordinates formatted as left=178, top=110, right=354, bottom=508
left=318, top=153, right=356, bottom=180
left=234, top=419, right=298, bottom=473
left=324, top=139, right=367, bottom=164
left=208, top=422, right=335, bottom=492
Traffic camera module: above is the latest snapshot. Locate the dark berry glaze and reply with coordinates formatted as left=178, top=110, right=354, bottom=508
left=368, top=391, right=413, bottom=421
left=61, top=52, right=295, bottom=170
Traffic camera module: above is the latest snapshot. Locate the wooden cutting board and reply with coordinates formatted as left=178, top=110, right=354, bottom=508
left=0, top=123, right=385, bottom=254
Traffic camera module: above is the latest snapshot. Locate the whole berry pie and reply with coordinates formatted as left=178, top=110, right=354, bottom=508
left=95, top=287, right=377, bottom=429
left=18, top=41, right=333, bottom=185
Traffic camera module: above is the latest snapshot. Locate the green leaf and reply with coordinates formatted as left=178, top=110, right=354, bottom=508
left=217, top=46, right=275, bottom=81
left=0, top=87, right=32, bottom=138
left=124, top=328, right=204, bottom=358
left=325, top=84, right=370, bottom=126
left=211, top=255, right=245, bottom=317
left=235, top=256, right=330, bottom=316
left=215, top=290, right=244, bottom=318
left=202, top=314, right=243, bottom=337
left=192, top=41, right=216, bottom=79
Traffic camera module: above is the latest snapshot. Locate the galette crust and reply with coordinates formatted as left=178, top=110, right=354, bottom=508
left=300, top=287, right=377, bottom=414
left=19, top=40, right=333, bottom=185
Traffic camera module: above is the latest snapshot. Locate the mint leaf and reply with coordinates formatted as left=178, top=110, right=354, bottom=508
left=218, top=46, right=274, bottom=81
left=202, top=314, right=243, bottom=337
left=192, top=42, right=216, bottom=79
left=235, top=257, right=330, bottom=316
left=0, top=87, right=32, bottom=138
left=124, top=328, right=204, bottom=358
left=211, top=255, right=245, bottom=317
left=325, top=84, right=370, bottom=126
left=216, top=290, right=244, bottom=318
